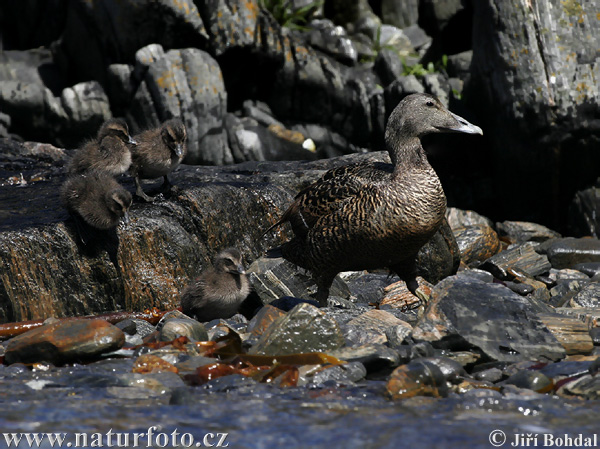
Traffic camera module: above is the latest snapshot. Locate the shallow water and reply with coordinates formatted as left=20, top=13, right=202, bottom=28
left=0, top=360, right=598, bottom=449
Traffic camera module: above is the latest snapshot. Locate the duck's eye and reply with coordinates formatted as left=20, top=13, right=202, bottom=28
left=426, top=100, right=435, bottom=107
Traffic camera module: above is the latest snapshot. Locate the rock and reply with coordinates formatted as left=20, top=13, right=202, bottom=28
left=308, top=361, right=367, bottom=385
left=379, top=277, right=433, bottom=311
left=446, top=207, right=494, bottom=230
left=115, top=319, right=137, bottom=336
left=473, top=367, right=503, bottom=383
left=496, top=221, right=561, bottom=244
left=249, top=303, right=345, bottom=355
left=327, top=344, right=400, bottom=373
left=386, top=360, right=449, bottom=399
left=412, top=276, right=566, bottom=362
left=375, top=48, right=406, bottom=87
left=384, top=75, right=425, bottom=114
left=305, top=19, right=358, bottom=65
left=159, top=318, right=208, bottom=342
left=572, top=263, right=600, bottom=278
left=385, top=324, right=413, bottom=348
left=415, top=218, right=461, bottom=284
left=548, top=268, right=589, bottom=282
left=417, top=356, right=466, bottom=383
left=468, top=0, right=600, bottom=229
left=570, top=283, right=600, bottom=309
left=540, top=238, right=600, bottom=270
left=539, top=360, right=594, bottom=380
left=422, top=73, right=450, bottom=107
left=446, top=51, right=472, bottom=80
left=4, top=319, right=125, bottom=365
left=246, top=305, right=287, bottom=337
left=342, top=272, right=397, bottom=304
left=343, top=309, right=411, bottom=345
left=590, top=328, right=600, bottom=346
left=453, top=224, right=500, bottom=267
left=402, top=25, right=431, bottom=52
left=501, top=370, right=553, bottom=393
left=480, top=242, right=551, bottom=280
left=558, top=374, right=600, bottom=400
left=380, top=0, right=419, bottom=28
left=132, top=354, right=179, bottom=374
left=248, top=257, right=351, bottom=305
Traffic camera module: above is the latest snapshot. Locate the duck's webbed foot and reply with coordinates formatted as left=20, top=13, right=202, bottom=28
left=134, top=176, right=156, bottom=202
left=160, top=175, right=172, bottom=193
left=314, top=275, right=335, bottom=307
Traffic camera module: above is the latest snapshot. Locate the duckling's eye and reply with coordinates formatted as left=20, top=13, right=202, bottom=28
left=426, top=100, right=435, bottom=107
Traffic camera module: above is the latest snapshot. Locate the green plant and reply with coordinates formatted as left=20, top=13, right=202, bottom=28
left=401, top=54, right=448, bottom=78
left=260, top=0, right=323, bottom=30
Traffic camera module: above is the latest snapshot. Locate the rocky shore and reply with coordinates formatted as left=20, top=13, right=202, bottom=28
left=1, top=0, right=599, bottom=447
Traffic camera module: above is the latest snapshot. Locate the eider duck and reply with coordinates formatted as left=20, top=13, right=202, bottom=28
left=181, top=248, right=250, bottom=322
left=266, top=93, right=482, bottom=305
left=129, top=118, right=187, bottom=202
left=61, top=170, right=132, bottom=231
left=67, top=118, right=137, bottom=175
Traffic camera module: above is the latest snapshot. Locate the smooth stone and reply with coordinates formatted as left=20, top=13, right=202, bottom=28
left=341, top=272, right=397, bottom=304
left=386, top=360, right=449, bottom=399
left=4, top=319, right=125, bottom=365
left=540, top=238, right=600, bottom=269
left=480, top=242, right=551, bottom=280
left=129, top=319, right=157, bottom=339
left=171, top=355, right=216, bottom=373
left=557, top=374, right=600, bottom=400
left=539, top=361, right=593, bottom=379
left=385, top=324, right=413, bottom=348
left=159, top=318, right=208, bottom=342
left=590, top=328, right=600, bottom=346
left=473, top=367, right=503, bottom=383
left=548, top=268, right=589, bottom=281
left=412, top=276, right=566, bottom=362
left=115, top=319, right=137, bottom=336
left=247, top=305, right=287, bottom=337
left=344, top=309, right=411, bottom=345
left=454, top=268, right=494, bottom=283
left=504, top=281, right=535, bottom=296
left=453, top=224, right=500, bottom=267
left=496, top=220, right=561, bottom=244
left=327, top=344, right=401, bottom=373
left=573, top=262, right=600, bottom=277
left=416, top=356, right=466, bottom=383
left=501, top=370, right=553, bottom=393
left=249, top=303, right=345, bottom=356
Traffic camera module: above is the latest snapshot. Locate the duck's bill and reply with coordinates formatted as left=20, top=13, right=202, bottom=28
left=175, top=144, right=184, bottom=158
left=446, top=112, right=483, bottom=135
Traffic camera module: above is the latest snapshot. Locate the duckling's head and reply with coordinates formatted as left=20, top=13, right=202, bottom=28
left=386, top=93, right=482, bottom=141
left=106, top=188, right=133, bottom=224
left=98, top=118, right=138, bottom=146
left=214, top=248, right=246, bottom=275
left=161, top=118, right=188, bottom=159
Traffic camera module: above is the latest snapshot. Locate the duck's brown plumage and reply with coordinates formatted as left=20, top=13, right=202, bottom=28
left=181, top=248, right=250, bottom=322
left=61, top=170, right=132, bottom=231
left=130, top=118, right=187, bottom=202
left=267, top=93, right=482, bottom=305
left=67, top=118, right=136, bottom=175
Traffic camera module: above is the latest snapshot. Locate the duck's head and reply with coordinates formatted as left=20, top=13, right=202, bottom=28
left=106, top=187, right=133, bottom=224
left=98, top=118, right=138, bottom=146
left=214, top=248, right=246, bottom=275
left=161, top=118, right=188, bottom=159
left=387, top=93, right=481, bottom=138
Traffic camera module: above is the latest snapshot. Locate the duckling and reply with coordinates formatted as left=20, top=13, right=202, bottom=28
left=181, top=248, right=250, bottom=322
left=61, top=170, right=132, bottom=232
left=67, top=118, right=137, bottom=175
left=130, top=118, right=187, bottom=202
left=266, top=93, right=482, bottom=305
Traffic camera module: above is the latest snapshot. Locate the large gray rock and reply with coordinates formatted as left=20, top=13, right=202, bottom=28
left=412, top=276, right=566, bottom=362
left=468, top=0, right=600, bottom=228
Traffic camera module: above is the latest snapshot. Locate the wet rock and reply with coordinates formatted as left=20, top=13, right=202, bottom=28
left=386, top=359, right=449, bottom=399
left=417, top=356, right=466, bottom=383
left=480, top=242, right=551, bottom=280
left=129, top=319, right=157, bottom=339
left=501, top=370, right=553, bottom=393
left=309, top=361, right=367, bottom=385
left=453, top=224, right=500, bottom=267
left=249, top=303, right=345, bottom=356
left=4, top=319, right=125, bottom=365
left=454, top=268, right=494, bottom=284
left=247, top=305, right=287, bottom=337
left=132, top=354, right=179, bottom=374
left=549, top=268, right=589, bottom=282
left=473, top=367, right=503, bottom=383
left=159, top=319, right=208, bottom=342
left=412, top=276, right=566, bottom=362
left=536, top=313, right=594, bottom=356
left=328, top=344, right=400, bottom=373
left=385, top=324, right=413, bottom=348
left=415, top=218, right=461, bottom=284
left=558, top=374, right=600, bottom=400
left=504, top=281, right=534, bottom=296
left=446, top=207, right=494, bottom=230
left=248, top=257, right=351, bottom=304
left=573, top=263, right=600, bottom=278
left=342, top=272, right=396, bottom=304
left=343, top=309, right=411, bottom=346
left=540, top=238, right=600, bottom=270
left=539, top=360, right=594, bottom=380
left=496, top=221, right=561, bottom=244
left=590, top=328, right=600, bottom=346
left=115, top=319, right=137, bottom=336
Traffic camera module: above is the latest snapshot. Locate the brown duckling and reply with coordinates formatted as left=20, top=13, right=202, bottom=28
left=61, top=170, right=132, bottom=231
left=181, top=248, right=250, bottom=322
left=68, top=118, right=137, bottom=175
left=130, top=118, right=187, bottom=202
left=266, top=93, right=482, bottom=306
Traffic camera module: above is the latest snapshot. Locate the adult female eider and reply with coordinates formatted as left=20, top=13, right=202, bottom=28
left=266, top=93, right=482, bottom=305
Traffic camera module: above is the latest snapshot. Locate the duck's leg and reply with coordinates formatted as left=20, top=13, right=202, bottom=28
left=134, top=174, right=155, bottom=202
left=314, top=274, right=335, bottom=307
left=160, top=175, right=172, bottom=193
